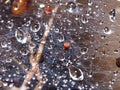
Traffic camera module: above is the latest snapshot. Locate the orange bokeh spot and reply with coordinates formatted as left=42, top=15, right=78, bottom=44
left=63, top=42, right=70, bottom=50
left=44, top=7, right=52, bottom=14
left=11, top=0, right=27, bottom=15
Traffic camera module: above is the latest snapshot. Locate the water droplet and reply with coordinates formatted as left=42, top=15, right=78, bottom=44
left=6, top=58, right=12, bottom=63
left=113, top=70, right=118, bottom=76
left=33, top=33, right=40, bottom=41
left=54, top=28, right=59, bottom=33
left=30, top=20, right=41, bottom=33
left=6, top=20, right=14, bottom=29
left=116, top=57, right=120, bottom=67
left=46, top=44, right=53, bottom=50
left=20, top=47, right=29, bottom=56
left=87, top=71, right=93, bottom=78
left=59, top=53, right=65, bottom=61
left=98, top=20, right=104, bottom=25
left=1, top=40, right=8, bottom=48
left=101, top=35, right=106, bottom=39
left=88, top=0, right=93, bottom=6
left=57, top=33, right=64, bottom=42
left=15, top=29, right=27, bottom=44
left=24, top=17, right=32, bottom=26
left=80, top=47, right=88, bottom=54
left=109, top=9, right=116, bottom=22
left=29, top=42, right=36, bottom=49
left=103, top=27, right=112, bottom=35
left=66, top=1, right=77, bottom=13
left=3, top=83, right=8, bottom=87
left=81, top=16, right=88, bottom=24
left=68, top=65, right=84, bottom=81
left=56, top=14, right=62, bottom=19
left=39, top=3, right=45, bottom=8
left=113, top=49, right=119, bottom=53
left=34, top=8, right=43, bottom=18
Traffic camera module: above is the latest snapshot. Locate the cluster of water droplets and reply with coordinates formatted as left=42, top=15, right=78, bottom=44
left=0, top=0, right=120, bottom=90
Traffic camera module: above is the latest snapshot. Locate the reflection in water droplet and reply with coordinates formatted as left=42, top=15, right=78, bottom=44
left=15, top=29, right=27, bottom=44
left=30, top=20, right=41, bottom=33
left=66, top=1, right=77, bottom=13
left=103, top=27, right=112, bottom=35
left=68, top=65, right=84, bottom=81
left=109, top=9, right=116, bottom=22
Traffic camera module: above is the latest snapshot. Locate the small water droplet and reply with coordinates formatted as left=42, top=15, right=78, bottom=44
left=109, top=9, right=116, bottom=22
left=88, top=0, right=93, bottom=6
left=80, top=47, right=88, bottom=54
left=103, top=27, right=112, bottom=35
left=15, top=29, right=27, bottom=44
left=54, top=28, right=59, bottom=33
left=30, top=20, right=41, bottom=33
left=68, top=65, right=84, bottom=81
left=66, top=1, right=77, bottom=13
left=6, top=20, right=14, bottom=29
left=3, top=83, right=8, bottom=87
left=1, top=40, right=7, bottom=48
left=113, top=49, right=119, bottom=53
left=57, top=33, right=64, bottom=42
left=33, top=33, right=40, bottom=41
left=46, top=44, right=53, bottom=50
left=81, top=16, right=88, bottom=24
left=20, top=47, right=29, bottom=56
left=39, top=3, right=45, bottom=8
left=34, top=8, right=43, bottom=18
left=59, top=53, right=65, bottom=61
left=113, top=70, right=118, bottom=76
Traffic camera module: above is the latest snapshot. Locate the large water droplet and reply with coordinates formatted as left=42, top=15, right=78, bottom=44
left=68, top=65, right=84, bottom=81
left=15, top=29, right=27, bottom=44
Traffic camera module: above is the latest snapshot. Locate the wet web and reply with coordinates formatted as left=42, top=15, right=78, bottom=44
left=0, top=0, right=120, bottom=90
